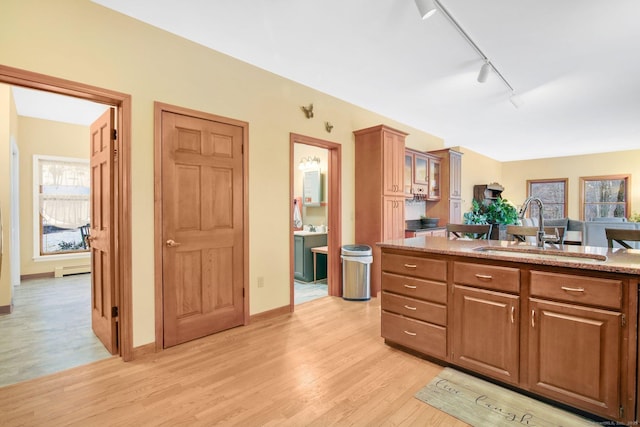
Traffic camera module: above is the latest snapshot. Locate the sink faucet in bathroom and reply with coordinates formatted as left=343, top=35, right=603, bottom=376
left=518, top=197, right=546, bottom=248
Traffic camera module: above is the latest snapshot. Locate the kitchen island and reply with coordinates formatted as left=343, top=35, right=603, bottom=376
left=378, top=236, right=639, bottom=424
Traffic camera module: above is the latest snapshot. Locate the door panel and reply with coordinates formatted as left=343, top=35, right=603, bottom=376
left=89, top=108, right=118, bottom=355
left=162, top=111, right=245, bottom=348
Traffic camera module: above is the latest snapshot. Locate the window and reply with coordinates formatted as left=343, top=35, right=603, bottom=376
left=580, top=175, right=630, bottom=221
left=33, top=155, right=90, bottom=257
left=526, top=179, right=568, bottom=219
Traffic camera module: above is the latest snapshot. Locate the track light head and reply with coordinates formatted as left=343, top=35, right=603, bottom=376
left=415, top=0, right=437, bottom=20
left=477, top=62, right=491, bottom=83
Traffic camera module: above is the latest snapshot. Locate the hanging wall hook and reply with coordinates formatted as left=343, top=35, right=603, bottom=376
left=301, top=103, right=314, bottom=118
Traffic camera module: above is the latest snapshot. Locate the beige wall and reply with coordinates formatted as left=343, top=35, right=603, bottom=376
left=502, top=150, right=640, bottom=217
left=456, top=146, right=504, bottom=214
left=0, top=0, right=445, bottom=346
left=17, top=117, right=89, bottom=276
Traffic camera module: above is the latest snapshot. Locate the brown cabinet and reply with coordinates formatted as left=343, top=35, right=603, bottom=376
left=528, top=271, right=624, bottom=420
left=379, top=247, right=638, bottom=424
left=451, top=261, right=520, bottom=385
left=354, top=125, right=408, bottom=297
left=452, top=285, right=520, bottom=385
left=405, top=149, right=441, bottom=200
left=381, top=252, right=448, bottom=359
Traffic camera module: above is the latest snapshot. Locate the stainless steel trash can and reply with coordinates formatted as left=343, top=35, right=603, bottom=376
left=341, top=245, right=373, bottom=300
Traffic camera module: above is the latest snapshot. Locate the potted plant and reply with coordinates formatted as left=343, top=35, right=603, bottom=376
left=464, top=198, right=519, bottom=240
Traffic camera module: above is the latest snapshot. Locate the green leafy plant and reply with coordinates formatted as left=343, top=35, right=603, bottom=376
left=629, top=212, right=640, bottom=222
left=464, top=198, right=519, bottom=225
left=463, top=199, right=488, bottom=224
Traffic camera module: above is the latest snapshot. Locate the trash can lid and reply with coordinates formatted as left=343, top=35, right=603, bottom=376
left=341, top=244, right=372, bottom=256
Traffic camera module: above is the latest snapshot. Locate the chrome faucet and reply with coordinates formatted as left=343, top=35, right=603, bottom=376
left=518, top=197, right=546, bottom=247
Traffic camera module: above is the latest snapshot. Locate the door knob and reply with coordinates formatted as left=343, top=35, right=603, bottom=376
left=166, top=239, right=182, bottom=247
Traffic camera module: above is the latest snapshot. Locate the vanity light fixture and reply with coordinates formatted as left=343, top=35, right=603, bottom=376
left=298, top=156, right=321, bottom=171
left=418, top=0, right=521, bottom=107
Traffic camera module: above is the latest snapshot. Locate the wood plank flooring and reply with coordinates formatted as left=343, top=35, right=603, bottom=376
left=0, top=274, right=112, bottom=387
left=0, top=296, right=467, bottom=426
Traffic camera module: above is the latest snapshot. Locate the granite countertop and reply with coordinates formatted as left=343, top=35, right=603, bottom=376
left=377, top=236, right=640, bottom=275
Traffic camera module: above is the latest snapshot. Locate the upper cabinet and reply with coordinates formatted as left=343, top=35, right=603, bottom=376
left=381, top=130, right=405, bottom=196
left=405, top=149, right=441, bottom=201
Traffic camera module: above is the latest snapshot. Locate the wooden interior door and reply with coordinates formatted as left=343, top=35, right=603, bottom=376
left=89, top=108, right=118, bottom=355
left=162, top=111, right=245, bottom=348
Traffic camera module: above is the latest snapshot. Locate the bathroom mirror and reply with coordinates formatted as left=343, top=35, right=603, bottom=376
left=303, top=170, right=322, bottom=206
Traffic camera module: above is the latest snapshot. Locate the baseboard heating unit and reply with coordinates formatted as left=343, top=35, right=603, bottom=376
left=54, top=264, right=91, bottom=278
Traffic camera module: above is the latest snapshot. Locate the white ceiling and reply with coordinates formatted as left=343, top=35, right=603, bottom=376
left=12, top=86, right=109, bottom=126
left=21, top=0, right=640, bottom=161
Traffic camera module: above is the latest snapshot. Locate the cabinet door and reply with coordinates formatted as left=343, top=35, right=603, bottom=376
left=294, top=235, right=304, bottom=280
left=383, top=197, right=405, bottom=241
left=452, top=285, right=520, bottom=385
left=404, top=152, right=413, bottom=196
left=382, top=131, right=403, bottom=195
left=428, top=158, right=441, bottom=200
left=449, top=151, right=462, bottom=198
left=449, top=199, right=462, bottom=224
left=528, top=298, right=621, bottom=420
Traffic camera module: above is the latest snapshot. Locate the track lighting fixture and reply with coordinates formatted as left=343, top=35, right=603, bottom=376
left=414, top=0, right=437, bottom=20
left=510, top=92, right=524, bottom=108
left=477, top=62, right=490, bottom=83
left=418, top=0, right=521, bottom=107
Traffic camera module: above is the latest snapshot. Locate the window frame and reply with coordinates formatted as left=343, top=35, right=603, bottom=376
left=526, top=178, right=568, bottom=219
left=579, top=174, right=631, bottom=221
left=32, top=154, right=91, bottom=261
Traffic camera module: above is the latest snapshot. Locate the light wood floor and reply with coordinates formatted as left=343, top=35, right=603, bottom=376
left=0, top=274, right=112, bottom=387
left=0, top=295, right=467, bottom=426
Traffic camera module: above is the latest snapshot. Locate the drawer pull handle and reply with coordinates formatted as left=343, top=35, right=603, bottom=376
left=403, top=330, right=417, bottom=336
left=531, top=309, right=535, bottom=328
left=510, top=306, right=515, bottom=324
left=404, top=305, right=417, bottom=311
left=475, top=274, right=493, bottom=280
left=561, top=286, right=585, bottom=293
left=403, top=284, right=417, bottom=289
left=404, top=264, right=417, bottom=269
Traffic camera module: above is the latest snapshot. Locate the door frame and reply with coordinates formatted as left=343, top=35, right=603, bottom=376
left=0, top=64, right=133, bottom=361
left=153, top=102, right=250, bottom=351
left=289, top=133, right=342, bottom=306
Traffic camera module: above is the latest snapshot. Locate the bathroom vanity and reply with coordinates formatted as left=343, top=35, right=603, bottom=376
left=378, top=236, right=639, bottom=424
left=294, top=231, right=327, bottom=282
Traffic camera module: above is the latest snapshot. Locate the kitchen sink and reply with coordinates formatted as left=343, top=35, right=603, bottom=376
left=473, top=245, right=607, bottom=263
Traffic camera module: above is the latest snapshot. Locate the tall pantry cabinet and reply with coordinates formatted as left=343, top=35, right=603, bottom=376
left=354, top=125, right=408, bottom=298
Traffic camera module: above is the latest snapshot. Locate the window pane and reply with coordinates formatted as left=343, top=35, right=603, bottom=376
left=36, top=156, right=90, bottom=256
left=528, top=180, right=566, bottom=219
left=584, top=179, right=626, bottom=203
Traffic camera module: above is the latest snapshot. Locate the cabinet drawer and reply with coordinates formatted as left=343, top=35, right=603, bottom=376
left=382, top=292, right=446, bottom=326
left=382, top=311, right=446, bottom=359
left=453, top=262, right=520, bottom=293
left=382, top=272, right=446, bottom=303
left=530, top=271, right=622, bottom=309
left=382, top=253, right=447, bottom=281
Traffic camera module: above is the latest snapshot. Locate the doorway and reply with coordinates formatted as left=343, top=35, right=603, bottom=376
left=289, top=133, right=342, bottom=309
left=0, top=65, right=132, bottom=361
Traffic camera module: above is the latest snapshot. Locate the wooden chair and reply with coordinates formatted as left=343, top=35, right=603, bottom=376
left=605, top=228, right=640, bottom=249
left=506, top=225, right=565, bottom=244
left=446, top=224, right=492, bottom=240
